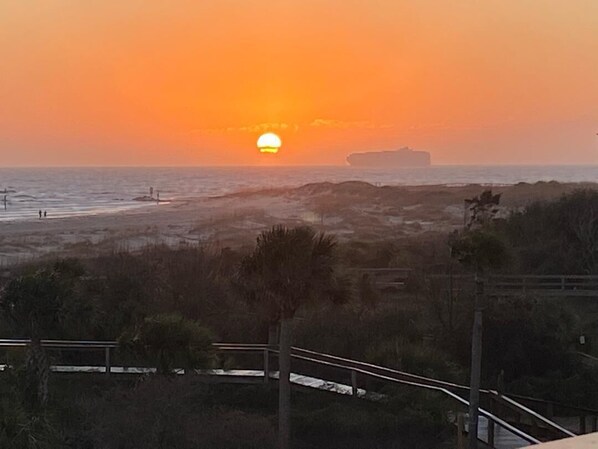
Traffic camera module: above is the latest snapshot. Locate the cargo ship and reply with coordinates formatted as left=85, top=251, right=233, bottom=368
left=346, top=147, right=431, bottom=167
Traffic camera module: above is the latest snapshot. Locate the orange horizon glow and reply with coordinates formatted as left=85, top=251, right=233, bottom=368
left=1, top=2, right=598, bottom=167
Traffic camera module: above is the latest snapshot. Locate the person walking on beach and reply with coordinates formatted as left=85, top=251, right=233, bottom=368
left=44, top=210, right=47, bottom=218
left=38, top=210, right=42, bottom=219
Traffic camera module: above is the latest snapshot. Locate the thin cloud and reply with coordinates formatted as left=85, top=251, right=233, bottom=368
left=238, top=122, right=298, bottom=133
left=309, top=119, right=394, bottom=129
left=189, top=118, right=393, bottom=136
left=189, top=122, right=298, bottom=135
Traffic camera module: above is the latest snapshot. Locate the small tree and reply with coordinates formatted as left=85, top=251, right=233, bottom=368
left=0, top=261, right=85, bottom=409
left=451, top=191, right=508, bottom=449
left=464, top=190, right=502, bottom=229
left=453, top=188, right=508, bottom=273
left=120, top=313, right=215, bottom=374
left=237, top=225, right=351, bottom=449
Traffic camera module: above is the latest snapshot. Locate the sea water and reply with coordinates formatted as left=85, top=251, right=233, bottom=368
left=1, top=165, right=598, bottom=222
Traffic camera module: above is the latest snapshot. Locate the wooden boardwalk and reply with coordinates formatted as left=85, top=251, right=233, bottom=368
left=426, top=274, right=598, bottom=298
left=4, top=339, right=590, bottom=448
left=0, top=363, right=534, bottom=448
left=359, top=268, right=598, bottom=298
left=477, top=416, right=530, bottom=449
left=487, top=275, right=598, bottom=297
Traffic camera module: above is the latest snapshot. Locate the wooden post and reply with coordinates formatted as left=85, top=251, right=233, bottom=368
left=263, top=348, right=270, bottom=384
left=580, top=415, right=587, bottom=434
left=457, top=413, right=466, bottom=449
left=487, top=417, right=495, bottom=448
left=546, top=402, right=554, bottom=418
left=448, top=259, right=454, bottom=331
left=591, top=415, right=597, bottom=433
left=531, top=417, right=539, bottom=438
left=105, top=347, right=111, bottom=376
left=351, top=370, right=358, bottom=397
left=278, top=318, right=292, bottom=449
left=468, top=277, right=484, bottom=449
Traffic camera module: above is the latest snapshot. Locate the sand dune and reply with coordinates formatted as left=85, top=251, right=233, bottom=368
left=0, top=181, right=595, bottom=266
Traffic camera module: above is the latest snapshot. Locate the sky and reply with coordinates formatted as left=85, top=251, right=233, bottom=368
left=1, top=1, right=598, bottom=166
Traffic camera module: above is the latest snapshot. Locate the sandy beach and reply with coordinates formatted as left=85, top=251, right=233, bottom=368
left=1, top=180, right=594, bottom=266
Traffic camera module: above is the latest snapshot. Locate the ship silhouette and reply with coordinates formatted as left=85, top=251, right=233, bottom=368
left=346, top=147, right=431, bottom=167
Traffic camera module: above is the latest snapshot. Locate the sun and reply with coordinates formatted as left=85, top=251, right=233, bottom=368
left=257, top=132, right=282, bottom=154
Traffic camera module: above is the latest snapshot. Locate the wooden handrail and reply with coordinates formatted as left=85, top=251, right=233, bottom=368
left=289, top=347, right=597, bottom=419
left=287, top=350, right=541, bottom=444
left=0, top=338, right=578, bottom=443
left=290, top=346, right=484, bottom=393
left=497, top=395, right=575, bottom=438
left=0, top=339, right=594, bottom=413
left=353, top=268, right=412, bottom=273
left=0, top=339, right=118, bottom=348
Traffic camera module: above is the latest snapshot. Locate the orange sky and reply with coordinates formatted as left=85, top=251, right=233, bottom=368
left=1, top=1, right=598, bottom=166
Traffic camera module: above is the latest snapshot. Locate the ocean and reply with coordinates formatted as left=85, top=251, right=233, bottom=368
left=1, top=165, right=598, bottom=222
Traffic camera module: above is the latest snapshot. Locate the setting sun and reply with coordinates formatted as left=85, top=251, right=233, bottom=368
left=257, top=132, right=282, bottom=154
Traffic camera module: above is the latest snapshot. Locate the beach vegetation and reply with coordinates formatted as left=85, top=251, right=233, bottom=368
left=237, top=225, right=351, bottom=449
left=119, top=313, right=215, bottom=374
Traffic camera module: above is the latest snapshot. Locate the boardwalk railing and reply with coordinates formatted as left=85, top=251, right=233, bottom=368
left=427, top=274, right=598, bottom=297
left=4, top=339, right=594, bottom=448
left=358, top=269, right=598, bottom=297
left=488, top=275, right=598, bottom=297
left=354, top=268, right=412, bottom=290
left=289, top=347, right=581, bottom=441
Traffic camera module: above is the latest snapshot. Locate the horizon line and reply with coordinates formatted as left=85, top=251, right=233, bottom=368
left=3, top=163, right=598, bottom=169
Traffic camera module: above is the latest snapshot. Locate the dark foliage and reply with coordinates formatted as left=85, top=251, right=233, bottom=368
left=0, top=259, right=88, bottom=339
left=501, top=189, right=598, bottom=273
left=119, top=313, right=215, bottom=374
left=237, top=225, right=350, bottom=320
left=449, top=229, right=509, bottom=273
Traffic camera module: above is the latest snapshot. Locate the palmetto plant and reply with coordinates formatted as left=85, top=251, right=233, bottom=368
left=0, top=267, right=76, bottom=410
left=238, top=225, right=351, bottom=449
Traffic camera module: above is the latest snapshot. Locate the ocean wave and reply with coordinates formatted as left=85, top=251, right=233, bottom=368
left=1, top=165, right=598, bottom=222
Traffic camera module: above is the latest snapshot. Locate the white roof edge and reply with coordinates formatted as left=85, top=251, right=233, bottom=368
left=520, top=433, right=598, bottom=449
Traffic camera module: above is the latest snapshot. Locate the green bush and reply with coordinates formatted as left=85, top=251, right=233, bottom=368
left=120, top=313, right=215, bottom=374
left=501, top=189, right=598, bottom=273
left=366, top=339, right=465, bottom=383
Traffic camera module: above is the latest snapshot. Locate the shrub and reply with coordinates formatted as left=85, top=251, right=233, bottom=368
left=120, top=313, right=215, bottom=374
left=80, top=379, right=276, bottom=449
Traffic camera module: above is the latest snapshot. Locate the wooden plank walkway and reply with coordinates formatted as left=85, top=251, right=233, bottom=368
left=0, top=363, right=533, bottom=448
left=477, top=416, right=530, bottom=449
left=5, top=340, right=586, bottom=448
